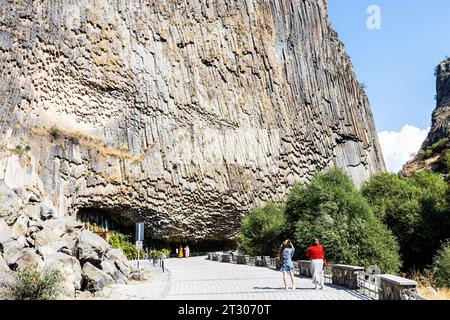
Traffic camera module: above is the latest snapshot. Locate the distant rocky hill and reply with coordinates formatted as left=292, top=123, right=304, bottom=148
left=401, top=58, right=450, bottom=177
left=0, top=0, right=385, bottom=245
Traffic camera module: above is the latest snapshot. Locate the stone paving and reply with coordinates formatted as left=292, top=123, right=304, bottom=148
left=96, top=256, right=368, bottom=300
left=163, top=256, right=367, bottom=300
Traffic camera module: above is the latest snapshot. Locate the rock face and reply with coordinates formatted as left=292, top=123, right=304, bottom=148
left=423, top=58, right=450, bottom=148
left=0, top=0, right=385, bottom=243
left=401, top=58, right=450, bottom=177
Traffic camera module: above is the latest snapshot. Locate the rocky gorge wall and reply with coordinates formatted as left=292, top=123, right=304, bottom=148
left=401, top=58, right=450, bottom=177
left=423, top=58, right=450, bottom=148
left=0, top=0, right=385, bottom=243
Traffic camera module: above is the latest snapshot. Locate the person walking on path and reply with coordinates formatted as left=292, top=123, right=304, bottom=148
left=306, top=238, right=325, bottom=290
left=178, top=245, right=184, bottom=258
left=279, top=239, right=296, bottom=290
left=184, top=245, right=190, bottom=258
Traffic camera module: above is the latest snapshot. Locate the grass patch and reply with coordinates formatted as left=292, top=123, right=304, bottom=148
left=30, top=126, right=145, bottom=162
left=13, top=144, right=31, bottom=157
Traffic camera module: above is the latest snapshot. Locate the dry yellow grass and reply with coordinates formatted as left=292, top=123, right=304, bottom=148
left=417, top=286, right=450, bottom=300
left=405, top=270, right=450, bottom=300
left=30, top=126, right=144, bottom=162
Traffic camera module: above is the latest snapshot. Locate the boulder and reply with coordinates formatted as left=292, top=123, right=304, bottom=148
left=41, top=216, right=83, bottom=234
left=2, top=240, right=24, bottom=267
left=100, top=259, right=126, bottom=283
left=24, top=205, right=42, bottom=221
left=76, top=230, right=109, bottom=265
left=0, top=182, right=22, bottom=222
left=37, top=245, right=58, bottom=258
left=75, top=290, right=94, bottom=299
left=45, top=252, right=83, bottom=296
left=58, top=233, right=79, bottom=256
left=81, top=262, right=113, bottom=292
left=33, top=227, right=61, bottom=248
left=11, top=215, right=29, bottom=239
left=0, top=254, right=10, bottom=275
left=16, top=248, right=44, bottom=271
left=0, top=219, right=13, bottom=244
left=105, top=249, right=131, bottom=277
left=40, top=204, right=55, bottom=221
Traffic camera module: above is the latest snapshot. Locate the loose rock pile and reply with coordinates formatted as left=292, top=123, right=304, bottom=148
left=0, top=182, right=132, bottom=298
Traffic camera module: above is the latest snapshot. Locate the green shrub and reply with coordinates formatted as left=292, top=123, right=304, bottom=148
left=362, top=171, right=450, bottom=270
left=442, top=151, right=450, bottom=173
left=236, top=202, right=286, bottom=257
left=13, top=144, right=30, bottom=157
left=150, top=248, right=171, bottom=258
left=286, top=168, right=401, bottom=273
left=427, top=241, right=450, bottom=288
left=107, top=231, right=140, bottom=260
left=48, top=125, right=61, bottom=140
left=1, top=267, right=64, bottom=300
left=430, top=138, right=449, bottom=153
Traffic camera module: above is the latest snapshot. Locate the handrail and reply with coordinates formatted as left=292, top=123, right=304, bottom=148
left=357, top=272, right=379, bottom=300
left=404, top=288, right=427, bottom=300
left=207, top=252, right=427, bottom=300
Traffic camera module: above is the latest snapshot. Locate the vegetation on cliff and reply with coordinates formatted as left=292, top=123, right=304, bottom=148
left=237, top=169, right=401, bottom=274
left=362, top=171, right=450, bottom=270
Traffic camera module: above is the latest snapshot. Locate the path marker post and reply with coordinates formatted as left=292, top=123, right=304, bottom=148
left=135, top=222, right=144, bottom=272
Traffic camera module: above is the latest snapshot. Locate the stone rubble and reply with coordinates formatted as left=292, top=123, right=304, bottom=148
left=0, top=183, right=132, bottom=298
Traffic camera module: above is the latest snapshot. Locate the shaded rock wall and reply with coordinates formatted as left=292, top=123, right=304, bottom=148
left=0, top=0, right=385, bottom=242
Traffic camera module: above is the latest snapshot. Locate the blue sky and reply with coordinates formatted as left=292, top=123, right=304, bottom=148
left=327, top=0, right=450, bottom=171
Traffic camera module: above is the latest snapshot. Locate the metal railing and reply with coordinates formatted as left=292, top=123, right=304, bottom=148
left=324, top=267, right=332, bottom=284
left=357, top=272, right=380, bottom=300
left=404, top=289, right=427, bottom=300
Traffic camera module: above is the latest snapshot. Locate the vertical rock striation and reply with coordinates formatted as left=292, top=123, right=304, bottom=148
left=401, top=57, right=450, bottom=177
left=0, top=0, right=385, bottom=242
left=423, top=58, right=450, bottom=148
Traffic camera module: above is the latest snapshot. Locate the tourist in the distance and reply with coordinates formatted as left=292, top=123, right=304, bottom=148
left=306, top=238, right=325, bottom=290
left=185, top=245, right=190, bottom=258
left=279, top=239, right=296, bottom=290
left=178, top=244, right=184, bottom=258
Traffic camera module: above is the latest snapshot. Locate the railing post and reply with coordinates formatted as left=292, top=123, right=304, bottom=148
left=297, top=260, right=312, bottom=277
left=377, top=275, right=418, bottom=300
left=221, top=254, right=231, bottom=263
left=331, top=264, right=365, bottom=289
left=236, top=255, right=250, bottom=265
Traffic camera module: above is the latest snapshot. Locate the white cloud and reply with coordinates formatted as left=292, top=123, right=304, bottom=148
left=378, top=125, right=430, bottom=173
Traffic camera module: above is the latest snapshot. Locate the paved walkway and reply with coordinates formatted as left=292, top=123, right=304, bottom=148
left=96, top=256, right=367, bottom=300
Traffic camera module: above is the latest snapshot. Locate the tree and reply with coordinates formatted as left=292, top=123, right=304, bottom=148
left=286, top=168, right=401, bottom=274
left=427, top=240, right=450, bottom=288
left=362, top=171, right=450, bottom=270
left=236, top=202, right=286, bottom=257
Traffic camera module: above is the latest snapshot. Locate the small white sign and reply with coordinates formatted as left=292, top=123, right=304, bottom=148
left=136, top=241, right=143, bottom=250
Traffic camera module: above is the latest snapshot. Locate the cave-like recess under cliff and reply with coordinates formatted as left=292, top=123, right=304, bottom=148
left=0, top=0, right=385, bottom=244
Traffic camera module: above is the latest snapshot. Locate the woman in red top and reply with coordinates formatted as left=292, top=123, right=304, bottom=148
left=306, top=238, right=325, bottom=290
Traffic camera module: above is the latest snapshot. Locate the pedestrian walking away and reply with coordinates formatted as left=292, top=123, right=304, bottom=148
left=306, top=238, right=325, bottom=290
left=279, top=239, right=296, bottom=290
left=184, top=245, right=190, bottom=258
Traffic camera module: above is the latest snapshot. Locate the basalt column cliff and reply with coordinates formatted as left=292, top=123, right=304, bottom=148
left=0, top=0, right=385, bottom=243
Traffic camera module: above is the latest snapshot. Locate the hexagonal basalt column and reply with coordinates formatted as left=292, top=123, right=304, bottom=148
left=378, top=275, right=418, bottom=300
left=332, top=264, right=365, bottom=289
